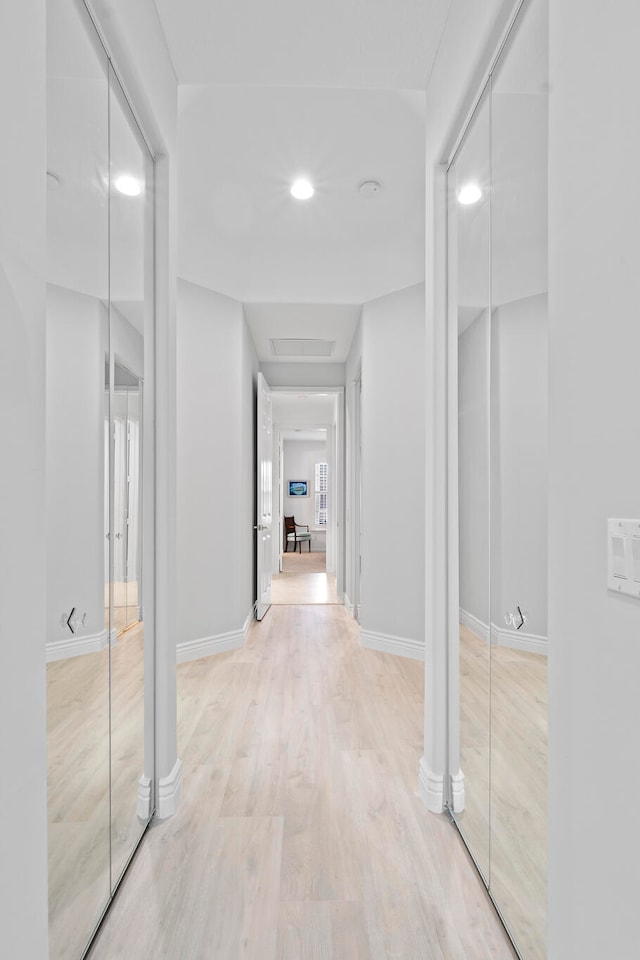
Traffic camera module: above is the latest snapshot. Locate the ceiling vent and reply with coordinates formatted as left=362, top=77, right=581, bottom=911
left=269, top=338, right=335, bottom=357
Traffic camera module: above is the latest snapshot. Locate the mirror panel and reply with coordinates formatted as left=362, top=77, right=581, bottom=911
left=109, top=65, right=154, bottom=888
left=46, top=1, right=111, bottom=956
left=489, top=0, right=548, bottom=954
left=449, top=84, right=492, bottom=881
left=47, top=5, right=155, bottom=956
left=449, top=2, right=548, bottom=956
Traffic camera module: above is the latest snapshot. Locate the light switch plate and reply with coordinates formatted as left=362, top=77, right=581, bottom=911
left=607, top=519, right=640, bottom=598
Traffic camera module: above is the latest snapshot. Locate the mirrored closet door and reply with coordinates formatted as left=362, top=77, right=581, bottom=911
left=448, top=1, right=548, bottom=958
left=46, top=2, right=155, bottom=958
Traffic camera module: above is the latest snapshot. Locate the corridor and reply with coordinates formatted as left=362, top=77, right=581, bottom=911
left=88, top=605, right=514, bottom=959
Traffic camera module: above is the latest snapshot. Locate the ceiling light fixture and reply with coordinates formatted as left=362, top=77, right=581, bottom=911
left=290, top=179, right=314, bottom=200
left=114, top=175, right=142, bottom=197
left=457, top=182, right=482, bottom=205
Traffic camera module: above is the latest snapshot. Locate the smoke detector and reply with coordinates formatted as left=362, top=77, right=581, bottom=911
left=359, top=179, right=382, bottom=197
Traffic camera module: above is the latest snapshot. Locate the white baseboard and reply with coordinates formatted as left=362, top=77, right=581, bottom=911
left=344, top=594, right=355, bottom=617
left=418, top=757, right=445, bottom=813
left=156, top=758, right=182, bottom=819
left=459, top=608, right=548, bottom=656
left=360, top=628, right=424, bottom=661
left=46, top=628, right=109, bottom=663
left=458, top=608, right=490, bottom=643
left=242, top=609, right=253, bottom=640
left=177, top=625, right=244, bottom=664
left=137, top=776, right=152, bottom=821
left=491, top=625, right=548, bottom=656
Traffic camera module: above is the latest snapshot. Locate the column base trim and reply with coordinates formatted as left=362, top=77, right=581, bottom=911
left=137, top=776, right=152, bottom=820
left=156, top=758, right=182, bottom=819
left=418, top=757, right=445, bottom=813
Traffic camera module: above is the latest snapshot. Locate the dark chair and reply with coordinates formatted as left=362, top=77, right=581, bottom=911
left=283, top=516, right=311, bottom=553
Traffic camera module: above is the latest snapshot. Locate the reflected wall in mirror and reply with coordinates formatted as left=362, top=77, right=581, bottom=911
left=46, top=2, right=110, bottom=956
left=448, top=1, right=548, bottom=957
left=47, top=2, right=155, bottom=957
left=489, top=1, right=548, bottom=955
left=449, top=83, right=492, bottom=882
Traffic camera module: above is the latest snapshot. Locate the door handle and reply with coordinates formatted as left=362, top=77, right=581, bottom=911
left=504, top=607, right=528, bottom=630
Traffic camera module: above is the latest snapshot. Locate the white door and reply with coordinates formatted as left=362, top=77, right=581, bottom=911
left=256, top=372, right=273, bottom=620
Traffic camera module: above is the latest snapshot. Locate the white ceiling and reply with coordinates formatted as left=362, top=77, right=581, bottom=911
left=281, top=428, right=327, bottom=443
left=452, top=0, right=548, bottom=320
left=271, top=391, right=337, bottom=427
left=245, top=303, right=360, bottom=363
left=151, top=0, right=443, bottom=360
left=153, top=0, right=450, bottom=90
left=177, top=84, right=426, bottom=306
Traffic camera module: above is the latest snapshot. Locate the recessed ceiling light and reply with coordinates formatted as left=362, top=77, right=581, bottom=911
left=458, top=183, right=482, bottom=205
left=114, top=175, right=142, bottom=197
left=291, top=179, right=314, bottom=200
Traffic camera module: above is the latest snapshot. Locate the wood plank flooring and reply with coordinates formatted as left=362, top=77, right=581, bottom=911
left=88, top=604, right=516, bottom=960
left=456, top=626, right=547, bottom=960
left=271, top=552, right=338, bottom=605
left=48, top=621, right=147, bottom=960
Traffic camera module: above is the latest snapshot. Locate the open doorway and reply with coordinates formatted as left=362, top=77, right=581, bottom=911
left=269, top=389, right=344, bottom=606
left=272, top=427, right=337, bottom=603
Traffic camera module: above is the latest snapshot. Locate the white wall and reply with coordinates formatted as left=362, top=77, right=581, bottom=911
left=492, top=293, right=548, bottom=640
left=0, top=0, right=49, bottom=953
left=176, top=278, right=257, bottom=647
left=458, top=294, right=548, bottom=642
left=46, top=285, right=107, bottom=652
left=283, top=439, right=327, bottom=544
left=260, top=361, right=345, bottom=388
left=458, top=310, right=490, bottom=628
left=359, top=282, right=426, bottom=650
left=547, top=3, right=640, bottom=956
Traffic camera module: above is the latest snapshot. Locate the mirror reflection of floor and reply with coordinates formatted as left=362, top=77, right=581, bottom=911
left=47, top=621, right=146, bottom=960
left=458, top=624, right=547, bottom=960
left=271, top=551, right=338, bottom=604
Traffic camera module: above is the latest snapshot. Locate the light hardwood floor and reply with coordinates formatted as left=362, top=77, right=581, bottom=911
left=457, top=626, right=547, bottom=960
left=48, top=620, right=147, bottom=960
left=271, top=551, right=338, bottom=605
left=88, top=605, right=516, bottom=960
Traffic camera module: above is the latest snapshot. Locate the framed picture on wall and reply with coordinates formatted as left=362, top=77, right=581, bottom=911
left=288, top=480, right=309, bottom=497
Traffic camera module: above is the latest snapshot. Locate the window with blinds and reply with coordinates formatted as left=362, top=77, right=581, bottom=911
left=315, top=462, right=328, bottom=526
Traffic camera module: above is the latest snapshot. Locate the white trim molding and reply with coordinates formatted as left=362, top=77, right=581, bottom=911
left=46, top=628, right=109, bottom=663
left=459, top=608, right=548, bottom=656
left=419, top=757, right=445, bottom=813
left=360, top=628, right=424, bottom=661
left=156, top=758, right=183, bottom=819
left=176, top=610, right=254, bottom=664
left=458, top=608, right=490, bottom=644
left=137, top=776, right=152, bottom=820
left=344, top=594, right=355, bottom=618
left=451, top=769, right=465, bottom=814
left=491, top=625, right=548, bottom=656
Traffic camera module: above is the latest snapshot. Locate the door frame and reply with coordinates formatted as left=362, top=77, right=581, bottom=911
left=270, top=386, right=345, bottom=599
